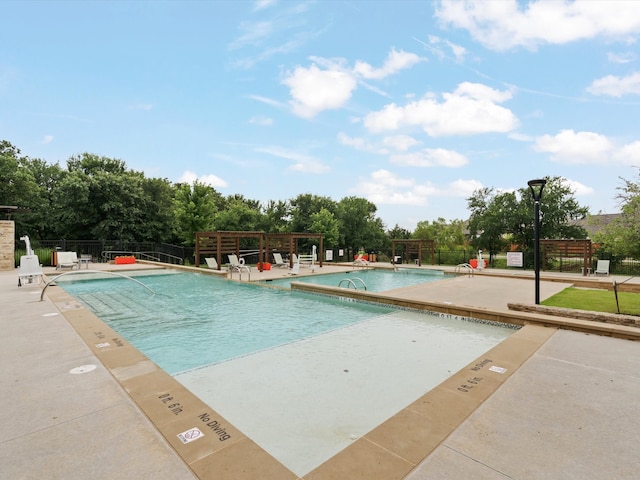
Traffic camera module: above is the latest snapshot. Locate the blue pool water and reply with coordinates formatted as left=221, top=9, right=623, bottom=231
left=261, top=267, right=451, bottom=291
left=59, top=272, right=396, bottom=374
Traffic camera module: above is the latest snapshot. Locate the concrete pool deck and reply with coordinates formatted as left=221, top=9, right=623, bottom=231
left=2, top=262, right=640, bottom=479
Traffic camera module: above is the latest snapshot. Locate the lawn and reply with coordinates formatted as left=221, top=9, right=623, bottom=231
left=542, top=287, right=640, bottom=316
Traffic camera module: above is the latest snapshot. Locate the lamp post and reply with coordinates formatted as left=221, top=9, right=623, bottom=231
left=528, top=178, right=547, bottom=304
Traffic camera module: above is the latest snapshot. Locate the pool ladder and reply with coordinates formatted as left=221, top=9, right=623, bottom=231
left=338, top=277, right=367, bottom=290
left=455, top=263, right=474, bottom=277
left=229, top=265, right=251, bottom=281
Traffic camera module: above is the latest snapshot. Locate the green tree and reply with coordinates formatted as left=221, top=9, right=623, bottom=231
left=309, top=207, right=340, bottom=247
left=337, top=196, right=386, bottom=257
left=413, top=217, right=465, bottom=250
left=467, top=177, right=589, bottom=265
left=172, top=181, right=219, bottom=246
left=53, top=154, right=148, bottom=241
left=595, top=174, right=640, bottom=258
left=213, top=196, right=263, bottom=232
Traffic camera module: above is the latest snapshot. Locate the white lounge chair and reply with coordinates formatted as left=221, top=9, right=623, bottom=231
left=56, top=251, right=78, bottom=270
left=18, top=255, right=44, bottom=287
left=227, top=254, right=248, bottom=270
left=594, top=260, right=610, bottom=276
left=272, top=252, right=289, bottom=268
left=205, top=257, right=218, bottom=269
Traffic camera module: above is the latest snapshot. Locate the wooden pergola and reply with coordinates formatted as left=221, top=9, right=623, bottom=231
left=391, top=239, right=435, bottom=266
left=541, top=239, right=592, bottom=276
left=265, top=233, right=323, bottom=268
left=195, top=231, right=264, bottom=270
left=195, top=231, right=324, bottom=271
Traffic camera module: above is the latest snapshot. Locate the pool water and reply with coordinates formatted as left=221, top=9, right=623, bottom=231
left=58, top=269, right=516, bottom=476
left=59, top=272, right=395, bottom=374
left=261, top=267, right=451, bottom=291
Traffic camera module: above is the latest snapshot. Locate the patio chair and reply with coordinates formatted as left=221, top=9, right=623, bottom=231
left=18, top=255, right=44, bottom=287
left=205, top=257, right=218, bottom=269
left=353, top=254, right=369, bottom=266
left=56, top=251, right=78, bottom=270
left=272, top=252, right=289, bottom=268
left=227, top=254, right=248, bottom=270
left=594, top=260, right=610, bottom=276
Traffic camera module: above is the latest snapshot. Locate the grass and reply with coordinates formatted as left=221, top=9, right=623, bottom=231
left=542, top=287, right=640, bottom=316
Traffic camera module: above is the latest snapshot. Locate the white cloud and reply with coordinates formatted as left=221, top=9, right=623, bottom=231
left=282, top=64, right=357, bottom=118
left=435, top=0, right=640, bottom=51
left=282, top=48, right=424, bottom=118
left=390, top=148, right=468, bottom=168
left=178, top=170, right=228, bottom=188
left=249, top=115, right=273, bottom=126
left=607, top=51, right=636, bottom=64
left=352, top=48, right=425, bottom=80
left=534, top=129, right=640, bottom=166
left=586, top=72, right=640, bottom=97
left=353, top=169, right=482, bottom=206
left=534, top=130, right=612, bottom=164
left=253, top=0, right=276, bottom=12
left=382, top=134, right=421, bottom=152
left=42, top=135, right=54, bottom=144
left=363, top=82, right=518, bottom=137
left=614, top=140, right=640, bottom=165
left=256, top=145, right=330, bottom=173
left=562, top=178, right=594, bottom=196
left=337, top=132, right=389, bottom=154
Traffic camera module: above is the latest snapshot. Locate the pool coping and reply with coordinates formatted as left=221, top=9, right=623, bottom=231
left=41, top=266, right=640, bottom=479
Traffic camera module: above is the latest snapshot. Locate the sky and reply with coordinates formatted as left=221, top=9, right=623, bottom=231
left=2, top=0, right=640, bottom=230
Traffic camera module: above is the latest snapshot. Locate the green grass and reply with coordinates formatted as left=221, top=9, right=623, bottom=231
left=542, top=287, right=640, bottom=316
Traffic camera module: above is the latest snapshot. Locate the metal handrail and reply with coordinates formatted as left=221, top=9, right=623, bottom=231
left=455, top=263, right=474, bottom=277
left=229, top=265, right=251, bottom=281
left=338, top=277, right=367, bottom=290
left=40, top=269, right=156, bottom=301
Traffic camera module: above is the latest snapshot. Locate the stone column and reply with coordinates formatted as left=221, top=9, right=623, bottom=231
left=0, top=220, right=15, bottom=270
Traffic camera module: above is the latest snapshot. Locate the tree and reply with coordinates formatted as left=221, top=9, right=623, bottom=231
left=413, top=217, right=465, bottom=250
left=309, top=208, right=340, bottom=247
left=336, top=196, right=386, bottom=257
left=172, top=181, right=220, bottom=246
left=595, top=173, right=640, bottom=258
left=467, top=177, right=589, bottom=265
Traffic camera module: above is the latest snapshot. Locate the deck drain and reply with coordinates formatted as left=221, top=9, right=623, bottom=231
left=70, top=364, right=97, bottom=374
left=42, top=313, right=59, bottom=317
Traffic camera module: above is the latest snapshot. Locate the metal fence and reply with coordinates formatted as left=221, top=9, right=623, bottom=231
left=14, top=239, right=189, bottom=267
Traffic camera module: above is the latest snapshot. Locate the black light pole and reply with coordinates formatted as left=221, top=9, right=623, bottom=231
left=528, top=179, right=547, bottom=304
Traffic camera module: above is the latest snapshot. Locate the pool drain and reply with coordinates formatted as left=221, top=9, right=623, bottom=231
left=70, top=364, right=97, bottom=374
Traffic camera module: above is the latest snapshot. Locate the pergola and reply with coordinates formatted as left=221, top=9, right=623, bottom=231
left=195, top=231, right=323, bottom=271
left=265, top=233, right=323, bottom=268
left=540, top=239, right=593, bottom=275
left=391, top=239, right=435, bottom=266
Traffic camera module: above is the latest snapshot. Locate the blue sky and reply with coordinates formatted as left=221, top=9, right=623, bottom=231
left=2, top=0, right=640, bottom=230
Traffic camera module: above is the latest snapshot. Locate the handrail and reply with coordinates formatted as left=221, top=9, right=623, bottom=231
left=40, top=270, right=156, bottom=301
left=101, top=250, right=184, bottom=265
left=455, top=263, right=474, bottom=277
left=337, top=277, right=367, bottom=290
left=229, top=265, right=251, bottom=281
left=338, top=279, right=358, bottom=289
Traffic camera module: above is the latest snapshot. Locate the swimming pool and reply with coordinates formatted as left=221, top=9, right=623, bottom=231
left=58, top=271, right=395, bottom=374
left=57, top=269, right=515, bottom=476
left=261, top=267, right=451, bottom=291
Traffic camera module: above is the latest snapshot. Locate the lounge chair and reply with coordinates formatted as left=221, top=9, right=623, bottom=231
left=594, top=260, right=610, bottom=276
left=56, top=251, right=78, bottom=270
left=353, top=254, right=369, bottom=266
left=205, top=257, right=218, bottom=269
left=272, top=252, right=289, bottom=268
left=227, top=254, right=248, bottom=270
left=289, top=262, right=300, bottom=275
left=18, top=255, right=44, bottom=287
